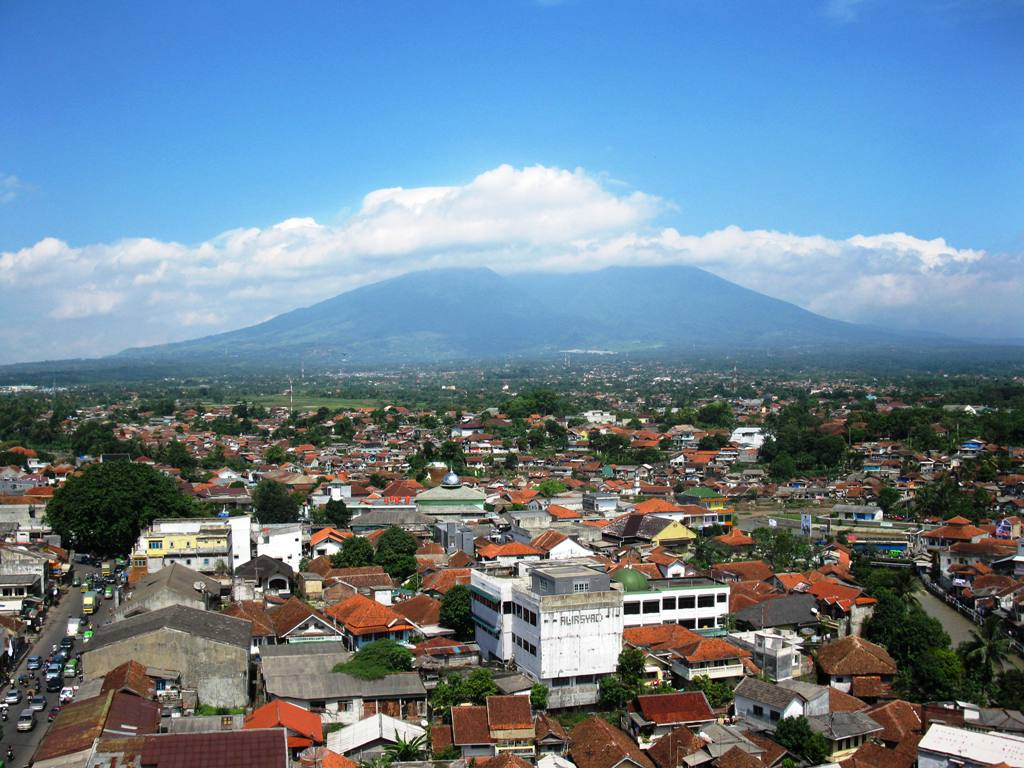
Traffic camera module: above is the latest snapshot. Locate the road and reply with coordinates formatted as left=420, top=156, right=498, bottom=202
left=0, top=563, right=115, bottom=768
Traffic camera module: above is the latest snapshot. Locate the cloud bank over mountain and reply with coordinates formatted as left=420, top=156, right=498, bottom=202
left=0, top=164, right=1016, bottom=363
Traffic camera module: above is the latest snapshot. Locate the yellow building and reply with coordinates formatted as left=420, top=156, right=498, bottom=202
left=134, top=522, right=232, bottom=574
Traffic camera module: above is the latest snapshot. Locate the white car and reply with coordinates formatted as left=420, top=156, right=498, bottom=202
left=59, top=687, right=75, bottom=704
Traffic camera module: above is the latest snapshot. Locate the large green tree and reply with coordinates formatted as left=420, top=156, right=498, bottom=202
left=331, top=536, right=375, bottom=568
left=439, top=584, right=474, bottom=641
left=312, top=497, right=351, bottom=529
left=46, top=461, right=199, bottom=556
left=773, top=717, right=830, bottom=765
left=959, top=616, right=1012, bottom=685
left=252, top=479, right=301, bottom=524
left=374, top=526, right=419, bottom=579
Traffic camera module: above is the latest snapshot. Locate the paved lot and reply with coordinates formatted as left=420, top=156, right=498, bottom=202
left=0, top=563, right=116, bottom=768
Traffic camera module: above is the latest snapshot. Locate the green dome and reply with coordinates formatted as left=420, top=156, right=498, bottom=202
left=611, top=568, right=650, bottom=593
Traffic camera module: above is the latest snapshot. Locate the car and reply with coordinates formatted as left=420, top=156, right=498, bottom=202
left=29, top=695, right=46, bottom=711
left=48, top=705, right=60, bottom=722
left=5, top=688, right=22, bottom=705
left=60, top=636, right=74, bottom=652
left=26, top=655, right=42, bottom=671
left=45, top=662, right=63, bottom=681
left=82, top=629, right=94, bottom=643
left=72, top=576, right=81, bottom=587
left=104, top=586, right=114, bottom=599
left=16, top=707, right=35, bottom=731
left=46, top=677, right=62, bottom=692
left=79, top=614, right=89, bottom=626
left=63, top=659, right=79, bottom=678
left=59, top=687, right=75, bottom=704
left=53, top=652, right=67, bottom=665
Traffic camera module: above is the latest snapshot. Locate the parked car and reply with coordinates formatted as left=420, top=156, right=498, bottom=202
left=26, top=655, right=42, bottom=671
left=5, top=688, right=22, bottom=705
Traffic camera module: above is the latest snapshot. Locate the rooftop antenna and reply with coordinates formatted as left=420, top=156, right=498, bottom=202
left=287, top=377, right=294, bottom=412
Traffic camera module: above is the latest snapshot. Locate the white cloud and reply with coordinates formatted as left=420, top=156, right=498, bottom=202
left=0, top=163, right=1018, bottom=363
left=0, top=175, right=21, bottom=204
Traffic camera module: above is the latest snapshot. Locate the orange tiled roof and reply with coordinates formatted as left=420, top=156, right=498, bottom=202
left=245, top=699, right=323, bottom=747
left=325, top=593, right=414, bottom=636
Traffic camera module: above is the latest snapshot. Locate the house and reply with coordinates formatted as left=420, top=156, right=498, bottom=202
left=807, top=711, right=884, bottom=761
left=326, top=593, right=416, bottom=649
left=917, top=722, right=1024, bottom=767
left=235, top=554, right=295, bottom=595
left=535, top=713, right=569, bottom=756
left=245, top=699, right=324, bottom=752
left=268, top=596, right=346, bottom=644
left=816, top=636, right=897, bottom=693
left=32, top=689, right=162, bottom=768
left=83, top=604, right=251, bottom=709
left=413, top=636, right=480, bottom=671
left=623, top=624, right=752, bottom=685
left=734, top=678, right=828, bottom=729
left=531, top=529, right=594, bottom=560
left=325, top=713, right=426, bottom=762
left=137, top=729, right=289, bottom=768
left=310, top=527, right=353, bottom=559
left=645, top=726, right=707, bottom=768
left=569, top=715, right=654, bottom=768
left=624, top=692, right=715, bottom=748
left=259, top=641, right=426, bottom=726
left=602, top=513, right=696, bottom=549
left=256, top=523, right=304, bottom=571
left=922, top=516, right=988, bottom=550
left=440, top=695, right=536, bottom=759
left=116, top=562, right=222, bottom=620
left=709, top=561, right=774, bottom=583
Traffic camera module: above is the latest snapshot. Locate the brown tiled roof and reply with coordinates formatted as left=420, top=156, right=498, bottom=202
left=570, top=716, right=654, bottom=768
left=447, top=551, right=475, bottom=568
left=817, top=636, right=898, bottom=677
left=268, top=596, right=335, bottom=637
left=422, top=568, right=472, bottom=595
left=486, top=695, right=533, bottom=730
left=828, top=687, right=869, bottom=712
left=713, top=746, right=763, bottom=768
left=451, top=705, right=493, bottom=745
left=101, top=659, right=155, bottom=698
left=634, top=692, right=714, bottom=725
left=224, top=600, right=277, bottom=637
left=839, top=742, right=917, bottom=768
left=393, top=594, right=441, bottom=626
left=140, top=729, right=288, bottom=768
left=535, top=712, right=568, bottom=743
left=710, top=560, right=774, bottom=582
left=866, top=700, right=923, bottom=745
left=742, top=731, right=789, bottom=767
left=850, top=675, right=894, bottom=700
left=325, top=593, right=414, bottom=636
left=431, top=724, right=454, bottom=754
left=481, top=754, right=534, bottom=768
left=646, top=726, right=706, bottom=768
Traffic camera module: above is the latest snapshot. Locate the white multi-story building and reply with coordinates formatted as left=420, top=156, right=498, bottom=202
left=255, top=522, right=303, bottom=571
left=612, top=568, right=731, bottom=631
left=472, top=562, right=624, bottom=708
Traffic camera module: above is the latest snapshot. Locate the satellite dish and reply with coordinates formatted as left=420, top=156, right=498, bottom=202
left=193, top=581, right=206, bottom=593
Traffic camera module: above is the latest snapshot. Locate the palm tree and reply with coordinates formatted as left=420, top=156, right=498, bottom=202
left=961, top=616, right=1012, bottom=684
left=383, top=734, right=428, bottom=762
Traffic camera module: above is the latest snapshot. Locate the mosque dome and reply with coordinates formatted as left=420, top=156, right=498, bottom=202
left=610, top=567, right=650, bottom=593
left=441, top=471, right=462, bottom=489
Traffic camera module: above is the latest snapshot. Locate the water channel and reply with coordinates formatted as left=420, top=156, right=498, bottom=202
left=914, top=583, right=1024, bottom=670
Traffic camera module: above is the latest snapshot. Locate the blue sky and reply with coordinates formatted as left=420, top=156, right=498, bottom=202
left=0, top=1, right=1022, bottom=362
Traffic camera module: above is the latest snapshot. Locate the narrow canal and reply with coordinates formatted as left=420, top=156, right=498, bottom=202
left=915, top=583, right=1024, bottom=670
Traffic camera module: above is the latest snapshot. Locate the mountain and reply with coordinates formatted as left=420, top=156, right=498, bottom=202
left=114, top=264, right=912, bottom=367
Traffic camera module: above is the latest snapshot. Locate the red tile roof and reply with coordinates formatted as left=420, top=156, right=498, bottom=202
left=569, top=716, right=654, bottom=768
left=634, top=692, right=715, bottom=725
left=646, top=726, right=706, bottom=768
left=486, top=695, right=533, bottom=730
left=817, top=636, right=898, bottom=677
left=451, top=705, right=493, bottom=745
left=245, top=700, right=323, bottom=747
left=325, top=593, right=414, bottom=636
left=141, top=729, right=288, bottom=768
left=422, top=568, right=472, bottom=594
left=393, top=594, right=441, bottom=626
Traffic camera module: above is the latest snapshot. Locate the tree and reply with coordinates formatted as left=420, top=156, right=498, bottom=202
left=331, top=536, right=375, bottom=568
left=530, top=683, right=549, bottom=711
left=690, top=675, right=733, bottom=707
left=312, top=497, right=350, bottom=529
left=959, top=616, right=1012, bottom=685
left=462, top=668, right=499, bottom=704
left=773, top=717, right=830, bottom=765
left=993, top=669, right=1024, bottom=710
left=264, top=444, right=287, bottom=465
left=598, top=675, right=631, bottom=709
left=374, top=526, right=419, bottom=579
left=616, top=647, right=647, bottom=693
left=46, top=461, right=199, bottom=556
left=384, top=734, right=428, bottom=762
left=334, top=639, right=413, bottom=680
left=440, top=584, right=474, bottom=641
left=252, top=479, right=301, bottom=524
left=750, top=527, right=810, bottom=571
left=537, top=479, right=567, bottom=498
left=876, top=486, right=902, bottom=514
